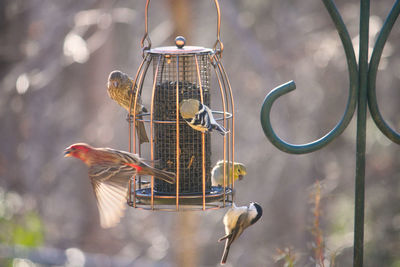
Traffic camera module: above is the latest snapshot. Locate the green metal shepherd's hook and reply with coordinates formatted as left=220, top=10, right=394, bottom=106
left=261, top=0, right=358, bottom=154
left=368, top=1, right=400, bottom=144
left=260, top=0, right=400, bottom=266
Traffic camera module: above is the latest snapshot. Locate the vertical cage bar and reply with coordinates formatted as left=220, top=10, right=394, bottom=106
left=211, top=55, right=228, bottom=206
left=128, top=178, right=132, bottom=205
left=354, top=0, right=369, bottom=266
left=132, top=56, right=152, bottom=154
left=132, top=175, right=136, bottom=208
left=128, top=56, right=146, bottom=153
left=150, top=55, right=162, bottom=210
left=202, top=134, right=206, bottom=210
left=129, top=54, right=150, bottom=153
left=213, top=56, right=229, bottom=191
left=223, top=72, right=235, bottom=193
left=216, top=59, right=230, bottom=184
left=136, top=59, right=152, bottom=189
left=176, top=55, right=180, bottom=210
left=195, top=55, right=206, bottom=210
left=129, top=56, right=151, bottom=196
left=138, top=144, right=142, bottom=189
left=216, top=57, right=235, bottom=201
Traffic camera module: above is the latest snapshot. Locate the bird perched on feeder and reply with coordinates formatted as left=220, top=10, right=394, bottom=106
left=107, top=70, right=149, bottom=144
left=64, top=143, right=176, bottom=228
left=211, top=160, right=247, bottom=187
left=219, top=202, right=263, bottom=265
left=179, top=99, right=228, bottom=135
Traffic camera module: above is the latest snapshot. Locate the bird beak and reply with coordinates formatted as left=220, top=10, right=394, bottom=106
left=64, top=148, right=72, bottom=157
left=238, top=175, right=244, bottom=180
left=113, top=81, right=119, bottom=88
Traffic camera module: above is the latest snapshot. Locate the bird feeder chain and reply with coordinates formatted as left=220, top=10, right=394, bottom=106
left=141, top=0, right=224, bottom=58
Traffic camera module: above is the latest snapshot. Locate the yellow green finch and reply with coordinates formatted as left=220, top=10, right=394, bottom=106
left=211, top=160, right=247, bottom=186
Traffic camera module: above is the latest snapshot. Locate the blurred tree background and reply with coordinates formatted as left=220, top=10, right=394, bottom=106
left=0, top=0, right=399, bottom=266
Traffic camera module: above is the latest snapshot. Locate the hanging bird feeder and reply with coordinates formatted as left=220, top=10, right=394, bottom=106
left=127, top=0, right=235, bottom=211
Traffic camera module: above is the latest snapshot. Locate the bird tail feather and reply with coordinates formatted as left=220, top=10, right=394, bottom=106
left=142, top=167, right=176, bottom=184
left=213, top=123, right=229, bottom=136
left=220, top=240, right=231, bottom=265
left=136, top=121, right=149, bottom=144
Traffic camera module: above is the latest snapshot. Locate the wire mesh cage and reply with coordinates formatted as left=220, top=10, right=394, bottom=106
left=126, top=0, right=235, bottom=211
left=152, top=50, right=212, bottom=195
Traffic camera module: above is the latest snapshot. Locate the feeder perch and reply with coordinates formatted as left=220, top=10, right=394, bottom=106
left=127, top=0, right=235, bottom=211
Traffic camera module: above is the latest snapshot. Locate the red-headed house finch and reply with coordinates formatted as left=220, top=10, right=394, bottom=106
left=107, top=70, right=149, bottom=144
left=179, top=99, right=228, bottom=135
left=64, top=143, right=176, bottom=228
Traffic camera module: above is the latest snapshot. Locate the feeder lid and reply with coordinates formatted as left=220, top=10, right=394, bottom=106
left=146, top=36, right=213, bottom=55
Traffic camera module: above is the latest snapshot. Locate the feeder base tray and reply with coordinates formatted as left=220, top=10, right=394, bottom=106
left=128, top=186, right=233, bottom=208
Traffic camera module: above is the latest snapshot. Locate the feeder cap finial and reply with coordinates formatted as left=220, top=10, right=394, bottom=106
left=175, top=36, right=186, bottom=49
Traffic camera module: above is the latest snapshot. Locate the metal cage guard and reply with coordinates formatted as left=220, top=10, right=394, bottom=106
left=260, top=0, right=400, bottom=266
left=125, top=0, right=235, bottom=212
left=127, top=51, right=235, bottom=211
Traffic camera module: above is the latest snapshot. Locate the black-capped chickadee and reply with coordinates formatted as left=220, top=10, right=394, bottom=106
left=179, top=99, right=228, bottom=135
left=218, top=202, right=263, bottom=265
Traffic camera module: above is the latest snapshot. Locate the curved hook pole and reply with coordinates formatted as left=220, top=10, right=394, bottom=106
left=260, top=80, right=351, bottom=154
left=368, top=0, right=400, bottom=144
left=260, top=0, right=358, bottom=154
left=260, top=81, right=307, bottom=154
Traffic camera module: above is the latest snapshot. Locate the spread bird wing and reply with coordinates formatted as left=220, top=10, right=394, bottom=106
left=90, top=179, right=128, bottom=228
left=89, top=164, right=135, bottom=228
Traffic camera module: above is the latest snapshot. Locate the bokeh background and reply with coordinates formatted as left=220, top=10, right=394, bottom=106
left=1, top=0, right=399, bottom=266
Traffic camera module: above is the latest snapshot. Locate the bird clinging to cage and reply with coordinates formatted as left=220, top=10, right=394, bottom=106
left=107, top=70, right=149, bottom=144
left=179, top=99, right=228, bottom=135
left=64, top=143, right=176, bottom=228
left=219, top=202, right=263, bottom=265
left=211, top=160, right=247, bottom=187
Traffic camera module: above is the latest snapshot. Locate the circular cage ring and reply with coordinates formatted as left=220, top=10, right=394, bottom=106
left=134, top=110, right=232, bottom=124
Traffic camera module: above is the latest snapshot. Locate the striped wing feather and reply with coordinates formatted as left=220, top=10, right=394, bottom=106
left=89, top=164, right=135, bottom=228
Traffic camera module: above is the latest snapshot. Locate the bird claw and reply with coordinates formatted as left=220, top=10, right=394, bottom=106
left=126, top=114, right=134, bottom=123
